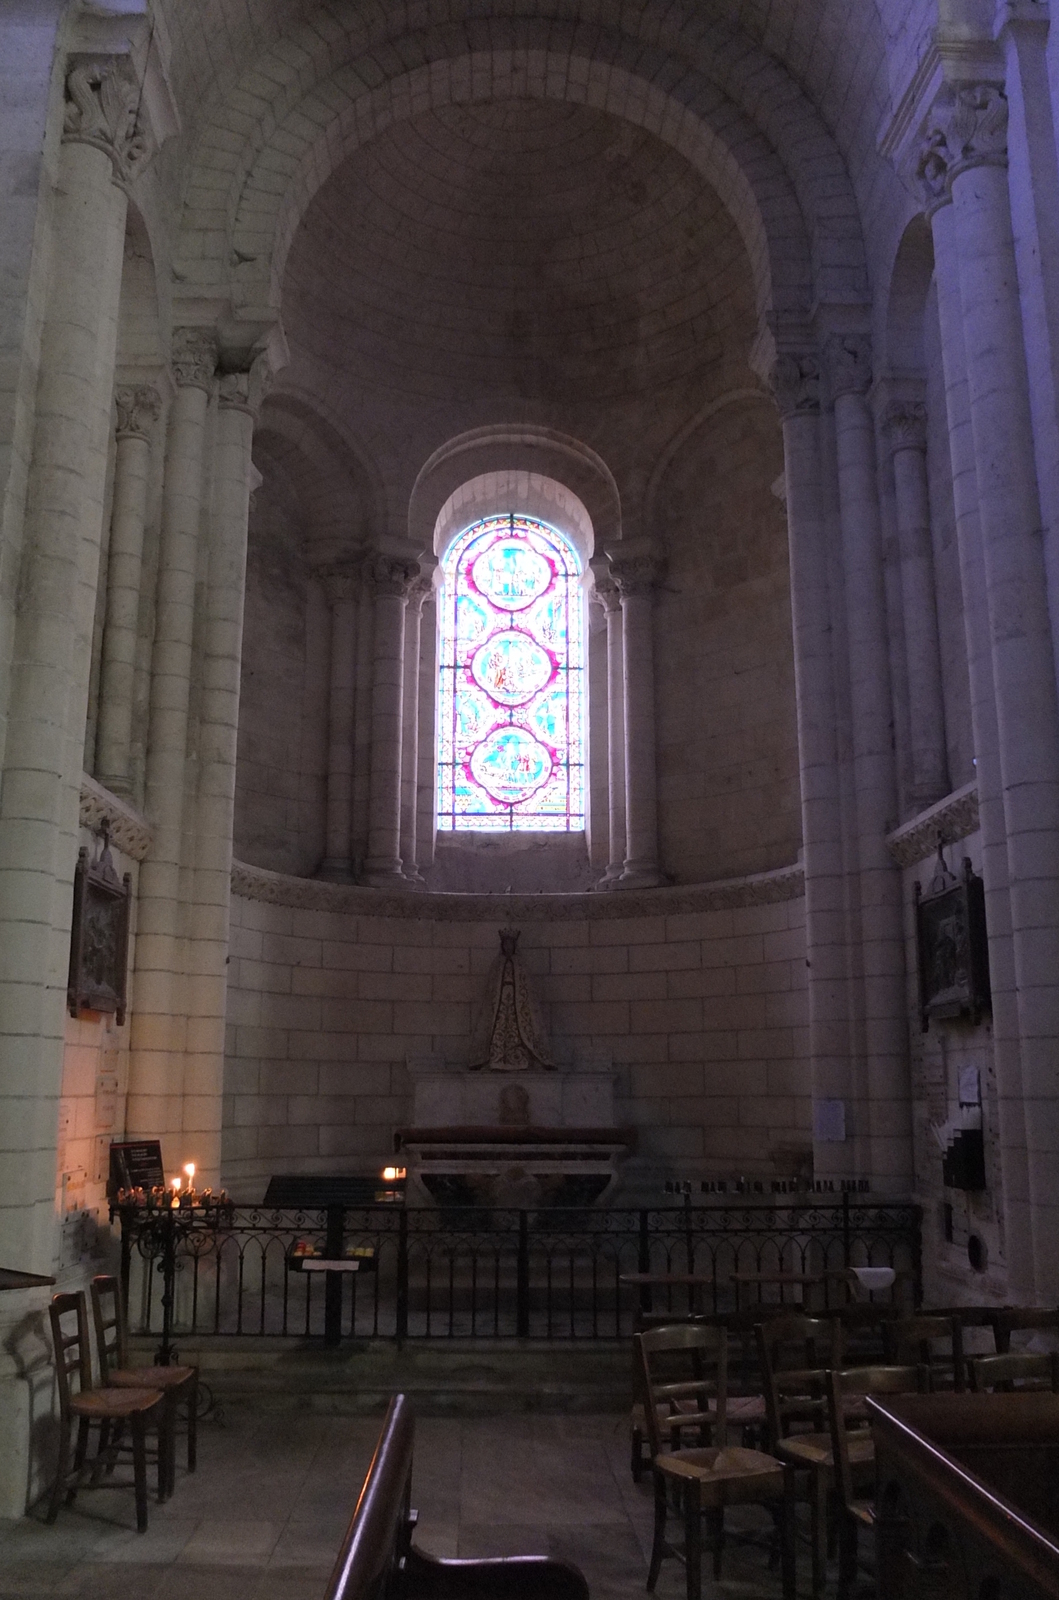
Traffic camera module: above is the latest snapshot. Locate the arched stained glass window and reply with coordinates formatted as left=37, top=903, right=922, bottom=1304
left=437, top=513, right=586, bottom=831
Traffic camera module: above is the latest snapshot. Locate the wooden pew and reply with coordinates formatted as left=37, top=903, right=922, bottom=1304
left=868, top=1392, right=1059, bottom=1600
left=324, top=1394, right=590, bottom=1600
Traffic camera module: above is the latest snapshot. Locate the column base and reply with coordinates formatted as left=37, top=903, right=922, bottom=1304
left=96, top=773, right=135, bottom=802
left=361, top=858, right=410, bottom=888
left=616, top=863, right=667, bottom=890
left=595, top=865, right=625, bottom=891
left=317, top=857, right=355, bottom=882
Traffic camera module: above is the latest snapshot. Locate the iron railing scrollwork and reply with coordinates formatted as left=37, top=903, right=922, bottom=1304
left=119, top=1196, right=921, bottom=1344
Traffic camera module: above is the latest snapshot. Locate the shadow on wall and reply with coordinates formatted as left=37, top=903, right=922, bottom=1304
left=3, top=1305, right=59, bottom=1516
left=424, top=831, right=598, bottom=893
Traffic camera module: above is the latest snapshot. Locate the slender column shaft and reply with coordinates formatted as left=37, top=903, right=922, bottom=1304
left=416, top=595, right=438, bottom=872
left=363, top=555, right=417, bottom=886
left=884, top=405, right=949, bottom=809
left=827, top=336, right=909, bottom=1192
left=611, top=545, right=662, bottom=889
left=128, top=329, right=217, bottom=1149
left=773, top=358, right=853, bottom=1177
left=929, top=194, right=1029, bottom=1295
left=321, top=573, right=358, bottom=877
left=96, top=387, right=161, bottom=795
left=0, top=113, right=129, bottom=1272
left=351, top=580, right=374, bottom=872
left=945, top=117, right=1059, bottom=1296
left=185, top=370, right=261, bottom=1186
left=400, top=582, right=428, bottom=883
left=597, top=582, right=626, bottom=886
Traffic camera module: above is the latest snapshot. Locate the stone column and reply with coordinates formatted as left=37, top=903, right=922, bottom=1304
left=320, top=568, right=359, bottom=879
left=591, top=568, right=626, bottom=887
left=400, top=576, right=430, bottom=885
left=96, top=385, right=161, bottom=796
left=921, top=85, right=1059, bottom=1297
left=362, top=551, right=419, bottom=886
left=0, top=56, right=138, bottom=1279
left=881, top=399, right=949, bottom=811
left=127, top=328, right=217, bottom=1151
left=771, top=352, right=855, bottom=1178
left=185, top=359, right=268, bottom=1185
left=610, top=542, right=664, bottom=889
left=824, top=332, right=909, bottom=1191
left=921, top=172, right=1029, bottom=1297
left=351, top=577, right=374, bottom=872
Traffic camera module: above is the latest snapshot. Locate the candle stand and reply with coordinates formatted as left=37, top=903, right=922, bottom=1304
left=112, top=1191, right=234, bottom=1366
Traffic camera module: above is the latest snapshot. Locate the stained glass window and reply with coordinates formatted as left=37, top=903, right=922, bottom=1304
left=437, top=513, right=586, bottom=831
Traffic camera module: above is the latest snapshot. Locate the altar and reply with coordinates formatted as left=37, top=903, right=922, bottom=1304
left=397, top=930, right=635, bottom=1207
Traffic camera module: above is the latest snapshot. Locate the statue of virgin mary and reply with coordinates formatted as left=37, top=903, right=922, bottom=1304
left=470, top=928, right=555, bottom=1071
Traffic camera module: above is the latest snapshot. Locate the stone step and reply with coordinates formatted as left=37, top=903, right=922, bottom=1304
left=130, top=1336, right=633, bottom=1415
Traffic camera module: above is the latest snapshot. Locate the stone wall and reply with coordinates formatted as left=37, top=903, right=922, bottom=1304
left=222, top=864, right=810, bottom=1200
left=888, top=790, right=1005, bottom=1304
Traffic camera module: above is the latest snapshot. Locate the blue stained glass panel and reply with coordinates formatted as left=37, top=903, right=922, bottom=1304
left=436, top=513, right=586, bottom=831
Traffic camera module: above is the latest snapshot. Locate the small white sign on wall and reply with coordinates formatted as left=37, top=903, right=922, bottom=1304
left=813, top=1098, right=847, bottom=1143
left=958, top=1066, right=981, bottom=1107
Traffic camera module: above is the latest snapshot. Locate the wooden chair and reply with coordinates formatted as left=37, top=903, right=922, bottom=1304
left=969, top=1350, right=1059, bottom=1392
left=757, top=1314, right=843, bottom=1596
left=883, top=1314, right=966, bottom=1391
left=635, top=1324, right=795, bottom=1600
left=826, top=1365, right=929, bottom=1600
left=47, top=1292, right=164, bottom=1532
left=91, top=1274, right=197, bottom=1497
left=990, top=1306, right=1059, bottom=1353
left=630, top=1309, right=769, bottom=1482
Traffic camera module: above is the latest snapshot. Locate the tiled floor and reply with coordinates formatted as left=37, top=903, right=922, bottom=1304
left=0, top=1411, right=794, bottom=1599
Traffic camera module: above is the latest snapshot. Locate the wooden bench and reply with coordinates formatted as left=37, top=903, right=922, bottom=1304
left=324, top=1394, right=590, bottom=1600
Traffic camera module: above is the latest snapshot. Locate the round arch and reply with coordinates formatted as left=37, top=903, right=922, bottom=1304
left=174, top=13, right=868, bottom=342
left=409, top=426, right=621, bottom=559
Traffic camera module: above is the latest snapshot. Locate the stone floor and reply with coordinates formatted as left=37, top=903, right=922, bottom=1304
left=0, top=1410, right=804, bottom=1599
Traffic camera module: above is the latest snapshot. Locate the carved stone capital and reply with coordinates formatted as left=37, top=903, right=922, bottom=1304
left=171, top=327, right=218, bottom=392
left=407, top=574, right=433, bottom=614
left=823, top=332, right=872, bottom=401
left=882, top=399, right=928, bottom=454
left=916, top=83, right=1009, bottom=210
left=320, top=565, right=361, bottom=608
left=768, top=351, right=821, bottom=420
left=114, top=384, right=161, bottom=441
left=593, top=574, right=622, bottom=613
left=218, top=353, right=273, bottom=416
left=610, top=552, right=662, bottom=599
left=63, top=55, right=149, bottom=182
left=370, top=553, right=420, bottom=599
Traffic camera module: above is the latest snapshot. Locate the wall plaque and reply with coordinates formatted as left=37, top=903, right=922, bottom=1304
left=914, top=852, right=991, bottom=1030
left=67, top=821, right=131, bottom=1024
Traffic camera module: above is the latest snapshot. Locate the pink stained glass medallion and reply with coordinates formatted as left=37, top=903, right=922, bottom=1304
left=437, top=513, right=586, bottom=831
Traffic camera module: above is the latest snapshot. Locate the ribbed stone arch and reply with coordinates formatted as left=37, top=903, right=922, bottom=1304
left=176, top=12, right=868, bottom=336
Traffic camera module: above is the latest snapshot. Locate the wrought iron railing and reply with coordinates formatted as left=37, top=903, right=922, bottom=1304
left=119, top=1196, right=921, bottom=1347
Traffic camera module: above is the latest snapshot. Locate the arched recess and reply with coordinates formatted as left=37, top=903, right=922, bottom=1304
left=237, top=397, right=380, bottom=878
left=176, top=13, right=869, bottom=352
left=409, top=426, right=620, bottom=559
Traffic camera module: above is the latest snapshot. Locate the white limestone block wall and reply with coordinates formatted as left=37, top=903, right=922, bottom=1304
left=222, top=866, right=809, bottom=1200
left=887, top=787, right=1004, bottom=1306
